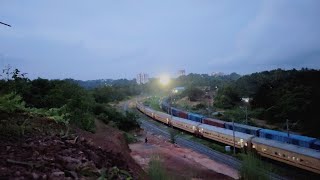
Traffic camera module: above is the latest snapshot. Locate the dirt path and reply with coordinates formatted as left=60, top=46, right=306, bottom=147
left=76, top=120, right=147, bottom=179
left=130, top=131, right=239, bottom=179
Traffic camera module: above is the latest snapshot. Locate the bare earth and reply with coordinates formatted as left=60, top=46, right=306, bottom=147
left=130, top=131, right=239, bottom=180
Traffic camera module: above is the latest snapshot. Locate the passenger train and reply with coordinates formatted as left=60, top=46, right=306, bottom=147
left=136, top=101, right=320, bottom=174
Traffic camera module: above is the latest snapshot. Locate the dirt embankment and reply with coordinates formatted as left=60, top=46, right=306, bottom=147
left=0, top=114, right=146, bottom=179
left=130, top=131, right=239, bottom=180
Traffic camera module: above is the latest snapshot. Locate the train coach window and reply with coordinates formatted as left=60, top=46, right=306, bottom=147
left=282, top=154, right=286, bottom=158
left=275, top=152, right=278, bottom=155
left=266, top=134, right=272, bottom=139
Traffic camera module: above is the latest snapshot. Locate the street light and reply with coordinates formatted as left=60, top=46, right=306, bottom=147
left=241, top=98, right=250, bottom=124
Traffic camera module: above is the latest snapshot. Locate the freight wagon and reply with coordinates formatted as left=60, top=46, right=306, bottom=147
left=225, top=122, right=261, bottom=136
left=202, top=118, right=225, bottom=128
left=259, top=129, right=316, bottom=148
left=178, top=110, right=189, bottom=119
left=171, top=107, right=181, bottom=117
left=188, top=113, right=203, bottom=123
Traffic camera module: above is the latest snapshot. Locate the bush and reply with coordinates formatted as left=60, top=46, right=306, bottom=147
left=240, top=153, right=271, bottom=180
left=148, top=155, right=168, bottom=180
left=124, top=132, right=137, bottom=144
left=0, top=93, right=26, bottom=113
left=116, top=111, right=140, bottom=132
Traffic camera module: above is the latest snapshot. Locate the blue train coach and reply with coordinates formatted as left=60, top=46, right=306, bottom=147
left=171, top=107, right=181, bottom=117
left=224, top=122, right=262, bottom=136
left=259, top=129, right=316, bottom=148
left=187, top=113, right=204, bottom=123
left=311, top=139, right=320, bottom=151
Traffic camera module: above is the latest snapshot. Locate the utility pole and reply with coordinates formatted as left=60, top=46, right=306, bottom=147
left=232, top=118, right=236, bottom=154
left=245, top=106, right=248, bottom=124
left=286, top=119, right=290, bottom=137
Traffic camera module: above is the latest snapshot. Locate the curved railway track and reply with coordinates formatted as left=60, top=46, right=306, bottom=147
left=139, top=116, right=288, bottom=180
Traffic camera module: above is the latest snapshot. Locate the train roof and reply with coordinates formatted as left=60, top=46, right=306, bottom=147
left=313, top=139, right=320, bottom=146
left=145, top=107, right=155, bottom=112
left=198, top=124, right=255, bottom=140
left=225, top=122, right=262, bottom=131
left=203, top=117, right=226, bottom=124
left=260, top=129, right=316, bottom=142
left=171, top=107, right=180, bottom=111
left=154, top=111, right=171, bottom=118
left=188, top=112, right=204, bottom=118
left=171, top=116, right=201, bottom=126
left=252, top=137, right=320, bottom=159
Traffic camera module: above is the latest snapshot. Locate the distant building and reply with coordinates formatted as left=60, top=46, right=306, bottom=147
left=210, top=72, right=224, bottom=77
left=178, top=70, right=186, bottom=77
left=241, top=97, right=251, bottom=103
left=136, top=73, right=149, bottom=84
left=172, top=87, right=185, bottom=94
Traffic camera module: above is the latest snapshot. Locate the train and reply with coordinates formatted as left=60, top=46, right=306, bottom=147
left=136, top=101, right=320, bottom=174
left=161, top=97, right=320, bottom=150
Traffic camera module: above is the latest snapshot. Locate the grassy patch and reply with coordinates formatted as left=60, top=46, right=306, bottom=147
left=239, top=153, right=272, bottom=180
left=143, top=96, right=162, bottom=111
left=148, top=155, right=168, bottom=180
left=124, top=132, right=138, bottom=144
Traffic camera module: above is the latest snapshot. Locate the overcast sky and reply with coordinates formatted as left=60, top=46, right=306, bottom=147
left=1, top=0, right=320, bottom=80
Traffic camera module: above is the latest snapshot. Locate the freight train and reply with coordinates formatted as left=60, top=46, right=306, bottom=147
left=136, top=101, right=320, bottom=174
left=161, top=97, right=320, bottom=150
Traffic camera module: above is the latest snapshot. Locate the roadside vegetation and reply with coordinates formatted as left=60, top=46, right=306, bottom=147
left=239, top=153, right=272, bottom=180
left=159, top=69, right=320, bottom=137
left=143, top=96, right=162, bottom=111
left=214, top=69, right=320, bottom=137
left=0, top=66, right=145, bottom=179
left=148, top=155, right=168, bottom=180
left=0, top=66, right=141, bottom=134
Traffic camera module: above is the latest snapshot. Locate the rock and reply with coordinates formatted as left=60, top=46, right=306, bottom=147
left=87, top=151, right=99, bottom=163
left=65, top=162, right=80, bottom=171
left=6, top=146, right=11, bottom=151
left=33, top=151, right=40, bottom=157
left=65, top=171, right=78, bottom=179
left=80, top=137, right=85, bottom=142
left=50, top=171, right=65, bottom=178
left=31, top=172, right=39, bottom=179
left=57, top=156, right=81, bottom=164
left=14, top=171, right=21, bottom=176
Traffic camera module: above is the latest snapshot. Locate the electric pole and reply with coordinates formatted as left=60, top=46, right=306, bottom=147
left=286, top=119, right=290, bottom=137
left=232, top=119, right=236, bottom=154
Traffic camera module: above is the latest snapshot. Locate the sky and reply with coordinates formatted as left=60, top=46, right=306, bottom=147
left=1, top=0, right=320, bottom=80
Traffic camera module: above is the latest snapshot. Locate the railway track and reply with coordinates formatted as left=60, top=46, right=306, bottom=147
left=139, top=117, right=288, bottom=180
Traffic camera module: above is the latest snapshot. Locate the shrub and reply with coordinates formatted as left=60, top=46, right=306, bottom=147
left=240, top=153, right=271, bottom=180
left=0, top=93, right=26, bottom=113
left=148, top=155, right=168, bottom=180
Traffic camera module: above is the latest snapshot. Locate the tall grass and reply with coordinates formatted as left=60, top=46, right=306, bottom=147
left=148, top=155, right=168, bottom=180
left=240, top=153, right=271, bottom=180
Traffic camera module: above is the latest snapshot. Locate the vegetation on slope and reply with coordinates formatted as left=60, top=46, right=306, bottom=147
left=214, top=68, right=320, bottom=137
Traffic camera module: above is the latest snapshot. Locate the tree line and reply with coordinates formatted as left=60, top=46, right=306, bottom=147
left=0, top=66, right=141, bottom=132
left=214, top=68, right=320, bottom=137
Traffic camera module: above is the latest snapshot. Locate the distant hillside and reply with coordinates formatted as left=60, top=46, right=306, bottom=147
left=214, top=68, right=320, bottom=137
left=68, top=79, right=137, bottom=89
